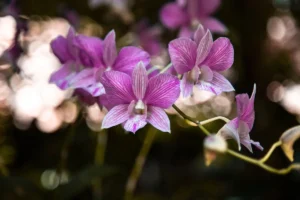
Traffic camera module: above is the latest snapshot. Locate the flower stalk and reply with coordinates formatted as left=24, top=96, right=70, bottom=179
left=124, top=128, right=157, bottom=200
left=173, top=104, right=300, bottom=175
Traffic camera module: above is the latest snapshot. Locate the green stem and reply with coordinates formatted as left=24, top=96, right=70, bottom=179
left=124, top=129, right=157, bottom=200
left=259, top=141, right=282, bottom=163
left=200, top=116, right=230, bottom=125
left=93, top=130, right=108, bottom=198
left=173, top=104, right=300, bottom=175
left=160, top=63, right=173, bottom=74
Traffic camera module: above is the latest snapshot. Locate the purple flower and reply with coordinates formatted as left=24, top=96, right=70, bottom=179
left=168, top=25, right=234, bottom=97
left=50, top=28, right=150, bottom=98
left=135, top=21, right=163, bottom=57
left=101, top=62, right=180, bottom=133
left=160, top=0, right=227, bottom=37
left=218, top=85, right=263, bottom=152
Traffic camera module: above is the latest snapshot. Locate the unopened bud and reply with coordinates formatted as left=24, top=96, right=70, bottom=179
left=204, top=135, right=227, bottom=166
left=280, top=125, right=300, bottom=162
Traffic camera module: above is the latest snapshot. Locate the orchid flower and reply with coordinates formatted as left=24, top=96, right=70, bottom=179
left=135, top=21, right=162, bottom=57
left=217, top=85, right=263, bottom=152
left=160, top=0, right=227, bottom=37
left=50, top=28, right=150, bottom=98
left=168, top=25, right=234, bottom=97
left=101, top=62, right=180, bottom=133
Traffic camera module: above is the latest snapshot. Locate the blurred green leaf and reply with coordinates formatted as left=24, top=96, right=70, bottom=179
left=51, top=165, right=118, bottom=199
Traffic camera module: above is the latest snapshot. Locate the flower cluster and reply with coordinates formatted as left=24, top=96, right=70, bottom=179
left=160, top=0, right=227, bottom=37
left=50, top=24, right=262, bottom=152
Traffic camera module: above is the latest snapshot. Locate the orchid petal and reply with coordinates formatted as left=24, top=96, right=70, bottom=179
left=101, top=71, right=135, bottom=106
left=145, top=74, right=180, bottom=108
left=102, top=104, right=130, bottom=129
left=197, top=0, right=221, bottom=16
left=200, top=17, right=228, bottom=34
left=181, top=73, right=194, bottom=98
left=238, top=121, right=253, bottom=152
left=132, top=62, right=148, bottom=99
left=168, top=38, right=197, bottom=74
left=49, top=62, right=76, bottom=90
left=123, top=114, right=147, bottom=133
left=218, top=118, right=241, bottom=150
left=50, top=36, right=72, bottom=63
left=103, top=30, right=117, bottom=67
left=147, top=106, right=171, bottom=133
left=178, top=26, right=193, bottom=38
left=196, top=30, right=213, bottom=66
left=236, top=84, right=256, bottom=130
left=113, top=46, right=150, bottom=75
left=74, top=35, right=104, bottom=67
left=160, top=3, right=188, bottom=29
left=74, top=88, right=96, bottom=105
left=202, top=37, right=234, bottom=71
left=193, top=24, right=206, bottom=45
left=196, top=72, right=234, bottom=95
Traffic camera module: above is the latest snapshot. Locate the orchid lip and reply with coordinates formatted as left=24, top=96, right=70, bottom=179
left=134, top=100, right=146, bottom=115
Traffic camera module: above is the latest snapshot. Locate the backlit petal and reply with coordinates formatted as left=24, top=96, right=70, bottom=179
left=103, top=30, right=117, bottom=67
left=144, top=74, right=180, bottom=108
left=102, top=104, right=130, bottom=129
left=202, top=37, right=234, bottom=71
left=101, top=70, right=135, bottom=106
left=168, top=38, right=197, bottom=74
left=147, top=106, right=170, bottom=133
left=132, top=62, right=148, bottom=99
left=113, top=46, right=150, bottom=75
left=195, top=30, right=213, bottom=66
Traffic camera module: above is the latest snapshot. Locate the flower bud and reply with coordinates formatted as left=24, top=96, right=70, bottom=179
left=204, top=135, right=227, bottom=166
left=280, top=125, right=300, bottom=162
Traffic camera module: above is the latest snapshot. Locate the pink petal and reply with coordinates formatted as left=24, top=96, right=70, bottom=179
left=176, top=0, right=186, bottom=7
left=50, top=36, right=72, bottom=63
left=74, top=35, right=104, bottom=67
left=196, top=71, right=234, bottom=95
left=200, top=17, right=228, bottom=34
left=132, top=62, right=148, bottom=99
left=218, top=118, right=241, bottom=150
left=69, top=68, right=95, bottom=88
left=193, top=25, right=206, bottom=45
left=83, top=82, right=105, bottom=97
left=250, top=140, right=264, bottom=151
left=181, top=66, right=200, bottom=98
left=101, top=71, right=135, bottom=106
left=123, top=114, right=147, bottom=133
left=103, top=30, right=117, bottom=67
left=160, top=3, right=188, bottom=29
left=202, top=37, right=234, bottom=71
left=196, top=30, right=213, bottom=66
left=147, top=106, right=171, bottom=133
left=238, top=121, right=253, bottom=152
left=236, top=84, right=256, bottom=130
left=113, top=46, right=150, bottom=75
left=49, top=62, right=76, bottom=90
left=102, top=104, right=130, bottom=129
left=181, top=73, right=194, bottom=98
left=197, top=0, right=221, bottom=16
left=144, top=74, right=180, bottom=109
left=168, top=38, right=197, bottom=74
left=178, top=26, right=193, bottom=38
left=199, top=65, right=213, bottom=82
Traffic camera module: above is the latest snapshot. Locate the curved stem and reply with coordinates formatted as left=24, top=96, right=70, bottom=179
left=160, top=63, right=173, bottom=74
left=259, top=141, right=282, bottom=163
left=172, top=104, right=300, bottom=175
left=227, top=149, right=300, bottom=175
left=200, top=116, right=230, bottom=125
left=124, top=128, right=157, bottom=200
